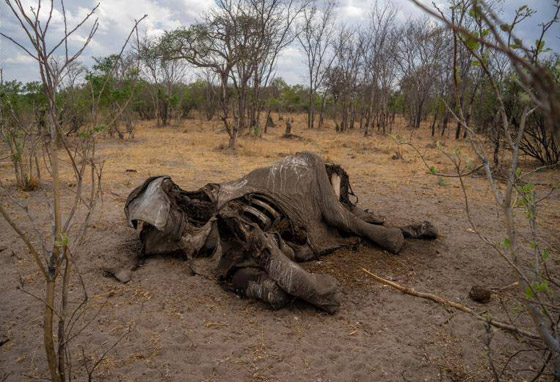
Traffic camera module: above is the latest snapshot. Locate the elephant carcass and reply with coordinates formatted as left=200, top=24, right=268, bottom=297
left=124, top=151, right=436, bottom=313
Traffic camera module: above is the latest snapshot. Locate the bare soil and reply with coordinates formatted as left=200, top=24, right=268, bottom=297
left=1, top=115, right=559, bottom=381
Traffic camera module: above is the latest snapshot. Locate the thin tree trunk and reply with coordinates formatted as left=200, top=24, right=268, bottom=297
left=455, top=120, right=461, bottom=139
left=285, top=119, right=292, bottom=135
left=431, top=111, right=438, bottom=137
left=45, top=275, right=60, bottom=382
left=308, top=90, right=315, bottom=129
left=57, top=252, right=71, bottom=381
left=318, top=92, right=327, bottom=129
left=264, top=109, right=272, bottom=134
left=415, top=100, right=424, bottom=129
left=228, top=130, right=237, bottom=148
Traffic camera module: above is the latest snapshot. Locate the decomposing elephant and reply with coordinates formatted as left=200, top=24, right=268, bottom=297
left=124, top=151, right=437, bottom=313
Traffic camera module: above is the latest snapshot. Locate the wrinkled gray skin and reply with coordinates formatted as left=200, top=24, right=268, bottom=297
left=125, top=151, right=437, bottom=314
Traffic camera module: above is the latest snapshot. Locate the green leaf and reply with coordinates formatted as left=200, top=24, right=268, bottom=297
left=520, top=183, right=535, bottom=195
left=519, top=92, right=531, bottom=104
left=524, top=286, right=535, bottom=299
left=542, top=250, right=550, bottom=260
left=468, top=5, right=481, bottom=19
left=465, top=37, right=479, bottom=51
left=530, top=241, right=536, bottom=249
left=500, top=24, right=512, bottom=32
left=503, top=237, right=511, bottom=249
left=55, top=234, right=69, bottom=248
left=535, top=280, right=549, bottom=293
left=94, top=124, right=107, bottom=133
left=429, top=166, right=436, bottom=175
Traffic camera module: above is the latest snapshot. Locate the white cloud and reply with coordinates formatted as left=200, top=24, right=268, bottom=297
left=4, top=52, right=36, bottom=64
left=340, top=0, right=369, bottom=22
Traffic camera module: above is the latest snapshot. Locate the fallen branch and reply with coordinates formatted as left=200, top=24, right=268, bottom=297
left=360, top=267, right=540, bottom=340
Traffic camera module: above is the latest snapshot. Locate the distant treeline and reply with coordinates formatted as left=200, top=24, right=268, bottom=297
left=2, top=0, right=559, bottom=165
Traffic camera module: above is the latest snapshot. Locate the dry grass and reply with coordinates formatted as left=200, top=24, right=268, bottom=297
left=94, top=114, right=473, bottom=187
left=2, top=112, right=557, bottom=227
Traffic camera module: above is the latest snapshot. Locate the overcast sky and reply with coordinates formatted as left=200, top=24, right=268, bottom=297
left=1, top=0, right=559, bottom=85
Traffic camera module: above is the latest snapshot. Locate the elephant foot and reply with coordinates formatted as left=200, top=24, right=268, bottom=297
left=400, top=221, right=438, bottom=240
left=374, top=227, right=404, bottom=254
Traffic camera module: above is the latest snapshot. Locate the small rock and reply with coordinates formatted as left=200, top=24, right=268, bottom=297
left=469, top=286, right=491, bottom=304
left=103, top=267, right=132, bottom=283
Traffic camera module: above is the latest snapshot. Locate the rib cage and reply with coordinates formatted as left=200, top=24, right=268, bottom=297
left=239, top=194, right=284, bottom=231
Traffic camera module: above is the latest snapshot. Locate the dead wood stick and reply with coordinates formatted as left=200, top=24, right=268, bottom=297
left=109, top=191, right=127, bottom=202
left=360, top=267, right=540, bottom=340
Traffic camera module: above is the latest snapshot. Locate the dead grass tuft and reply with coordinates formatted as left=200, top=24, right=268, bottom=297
left=20, top=176, right=40, bottom=191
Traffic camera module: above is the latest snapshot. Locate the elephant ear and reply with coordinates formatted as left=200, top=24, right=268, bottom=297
left=125, top=176, right=171, bottom=230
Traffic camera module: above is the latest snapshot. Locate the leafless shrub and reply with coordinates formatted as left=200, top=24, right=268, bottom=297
left=408, top=0, right=560, bottom=378
left=0, top=2, right=145, bottom=380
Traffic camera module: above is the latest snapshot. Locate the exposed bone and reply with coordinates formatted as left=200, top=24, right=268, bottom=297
left=331, top=174, right=341, bottom=200
left=249, top=197, right=281, bottom=221
left=242, top=205, right=272, bottom=229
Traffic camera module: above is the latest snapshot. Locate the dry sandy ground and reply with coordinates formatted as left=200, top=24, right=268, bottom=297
left=1, top=115, right=559, bottom=381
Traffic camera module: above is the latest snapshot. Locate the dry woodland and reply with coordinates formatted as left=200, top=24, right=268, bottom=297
left=1, top=0, right=559, bottom=381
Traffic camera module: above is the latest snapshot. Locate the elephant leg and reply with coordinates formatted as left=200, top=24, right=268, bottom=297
left=321, top=203, right=404, bottom=254
left=219, top=212, right=341, bottom=313
left=260, top=235, right=341, bottom=314
left=232, top=268, right=289, bottom=310
left=348, top=205, right=385, bottom=225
